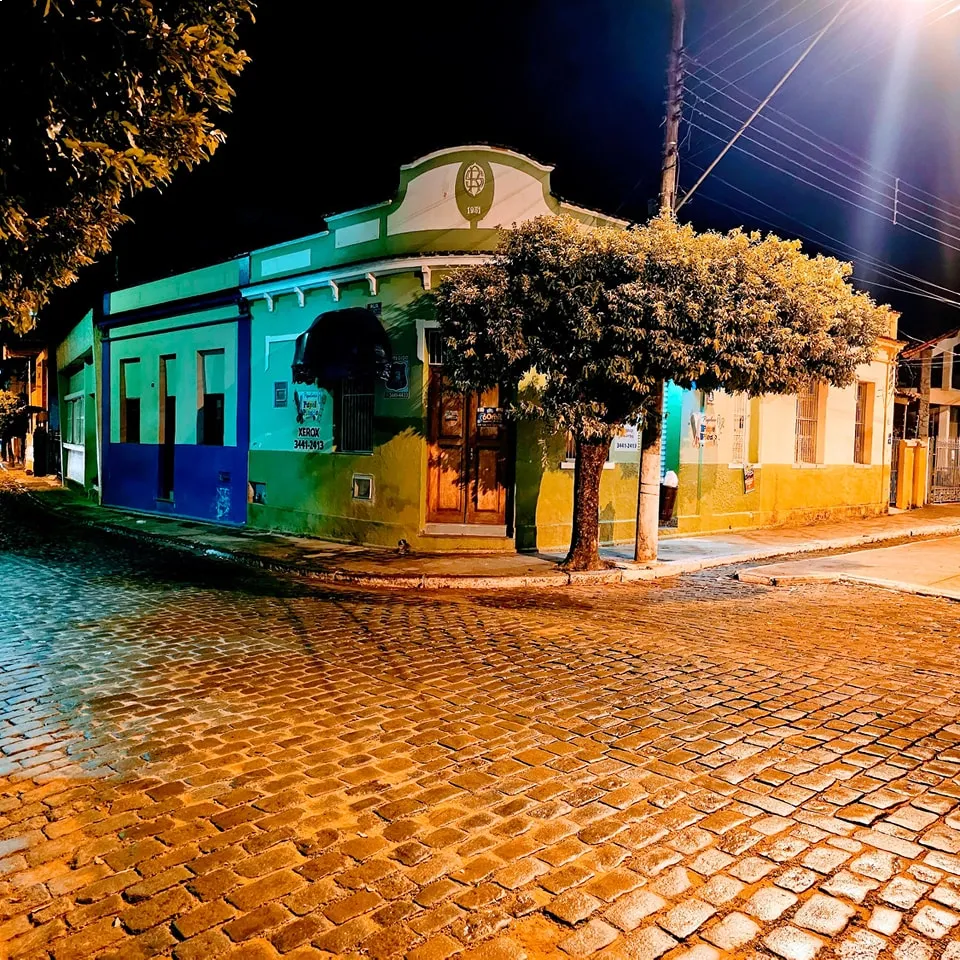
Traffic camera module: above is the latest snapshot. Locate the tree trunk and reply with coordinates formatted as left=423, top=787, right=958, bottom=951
left=564, top=436, right=612, bottom=571
left=635, top=388, right=664, bottom=562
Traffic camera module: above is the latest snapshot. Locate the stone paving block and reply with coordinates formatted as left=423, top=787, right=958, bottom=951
left=880, top=875, right=930, bottom=909
left=697, top=874, right=745, bottom=906
left=547, top=890, right=602, bottom=926
left=730, top=856, right=776, bottom=883
left=821, top=869, right=880, bottom=903
left=775, top=866, right=817, bottom=892
left=745, top=886, right=798, bottom=922
left=867, top=905, right=902, bottom=935
left=604, top=889, right=666, bottom=932
left=763, top=925, right=825, bottom=960
left=792, top=893, right=855, bottom=936
left=671, top=947, right=720, bottom=960
left=224, top=902, right=290, bottom=943
left=656, top=897, right=715, bottom=939
left=849, top=849, right=898, bottom=881
left=620, top=925, right=678, bottom=960
left=406, top=934, right=461, bottom=960
left=559, top=918, right=618, bottom=957
left=649, top=866, right=690, bottom=898
left=702, top=910, right=759, bottom=950
left=835, top=929, right=886, bottom=960
left=930, top=876, right=960, bottom=909
left=909, top=903, right=960, bottom=938
left=801, top=846, right=851, bottom=874
left=892, top=937, right=933, bottom=960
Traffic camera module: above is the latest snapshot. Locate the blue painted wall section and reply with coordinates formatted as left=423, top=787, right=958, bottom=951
left=98, top=260, right=249, bottom=526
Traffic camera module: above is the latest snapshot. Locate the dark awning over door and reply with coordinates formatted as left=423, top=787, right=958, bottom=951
left=291, top=306, right=392, bottom=387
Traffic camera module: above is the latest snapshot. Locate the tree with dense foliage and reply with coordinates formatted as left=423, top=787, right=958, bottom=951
left=434, top=214, right=894, bottom=571
left=0, top=0, right=253, bottom=332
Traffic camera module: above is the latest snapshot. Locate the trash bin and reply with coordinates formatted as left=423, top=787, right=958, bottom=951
left=659, top=469, right=679, bottom=524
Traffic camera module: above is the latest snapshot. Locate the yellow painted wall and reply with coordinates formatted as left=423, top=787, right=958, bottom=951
left=670, top=355, right=897, bottom=535
left=514, top=421, right=640, bottom=552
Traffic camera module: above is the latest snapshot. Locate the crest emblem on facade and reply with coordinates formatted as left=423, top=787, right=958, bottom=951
left=463, top=163, right=486, bottom=197
left=455, top=158, right=495, bottom=222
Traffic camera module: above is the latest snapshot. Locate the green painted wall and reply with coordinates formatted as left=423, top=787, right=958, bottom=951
left=107, top=309, right=240, bottom=447
left=109, top=259, right=244, bottom=314
left=57, top=311, right=100, bottom=493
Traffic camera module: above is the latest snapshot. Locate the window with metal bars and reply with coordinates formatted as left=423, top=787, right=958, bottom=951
left=854, top=381, right=870, bottom=464
left=425, top=328, right=447, bottom=366
left=730, top=393, right=748, bottom=464
left=795, top=383, right=820, bottom=464
left=337, top=377, right=374, bottom=453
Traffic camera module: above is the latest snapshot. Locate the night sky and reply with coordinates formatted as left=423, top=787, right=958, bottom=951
left=41, top=0, right=960, bottom=343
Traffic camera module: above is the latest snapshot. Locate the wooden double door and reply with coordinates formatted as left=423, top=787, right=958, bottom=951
left=426, top=375, right=508, bottom=527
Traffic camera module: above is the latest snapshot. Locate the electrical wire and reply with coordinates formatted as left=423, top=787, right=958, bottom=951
left=697, top=119, right=960, bottom=253
left=699, top=172, right=960, bottom=301
left=697, top=0, right=838, bottom=74
left=690, top=101, right=960, bottom=236
left=685, top=54, right=960, bottom=218
left=694, top=190, right=960, bottom=312
left=685, top=63, right=960, bottom=222
left=686, top=188, right=953, bottom=349
left=694, top=0, right=786, bottom=60
left=818, top=0, right=959, bottom=84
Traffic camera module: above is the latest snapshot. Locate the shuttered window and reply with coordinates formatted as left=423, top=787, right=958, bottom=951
left=795, top=383, right=820, bottom=464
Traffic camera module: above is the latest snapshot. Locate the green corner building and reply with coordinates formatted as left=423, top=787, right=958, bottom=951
left=242, top=146, right=635, bottom=551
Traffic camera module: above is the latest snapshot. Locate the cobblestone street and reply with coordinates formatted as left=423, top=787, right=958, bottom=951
left=4, top=483, right=960, bottom=960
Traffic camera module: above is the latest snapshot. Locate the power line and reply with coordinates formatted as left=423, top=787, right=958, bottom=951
left=685, top=63, right=960, bottom=221
left=697, top=0, right=838, bottom=74
left=686, top=47, right=960, bottom=217
left=686, top=188, right=959, bottom=348
left=686, top=119, right=960, bottom=252
left=693, top=0, right=786, bottom=59
left=690, top=102, right=960, bottom=236
left=818, top=0, right=959, bottom=85
left=691, top=95, right=896, bottom=205
left=698, top=172, right=960, bottom=301
left=856, top=279, right=960, bottom=309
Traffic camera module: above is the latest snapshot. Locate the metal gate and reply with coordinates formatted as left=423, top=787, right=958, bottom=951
left=930, top=437, right=960, bottom=503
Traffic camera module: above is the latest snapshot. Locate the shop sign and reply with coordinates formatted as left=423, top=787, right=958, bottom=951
left=384, top=357, right=410, bottom=399
left=743, top=464, right=756, bottom=494
left=476, top=406, right=504, bottom=427
left=293, top=389, right=327, bottom=452
left=691, top=413, right=719, bottom=447
left=613, top=424, right=639, bottom=453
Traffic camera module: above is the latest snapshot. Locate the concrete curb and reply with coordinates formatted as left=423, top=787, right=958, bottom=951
left=20, top=471, right=960, bottom=590
left=737, top=569, right=960, bottom=602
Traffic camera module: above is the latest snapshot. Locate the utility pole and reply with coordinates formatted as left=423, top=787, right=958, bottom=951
left=635, top=0, right=684, bottom=563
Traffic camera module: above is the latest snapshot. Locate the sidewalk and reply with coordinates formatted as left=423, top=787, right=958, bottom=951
left=7, top=465, right=960, bottom=588
left=738, top=536, right=960, bottom=601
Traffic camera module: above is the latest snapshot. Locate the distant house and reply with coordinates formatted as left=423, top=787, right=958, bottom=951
left=1, top=339, right=56, bottom=476
left=899, top=329, right=960, bottom=440
left=898, top=329, right=960, bottom=502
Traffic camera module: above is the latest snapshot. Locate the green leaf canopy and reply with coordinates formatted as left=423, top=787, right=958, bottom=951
left=434, top=214, right=895, bottom=441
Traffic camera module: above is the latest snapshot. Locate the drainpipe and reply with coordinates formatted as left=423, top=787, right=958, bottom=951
left=881, top=356, right=892, bottom=509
